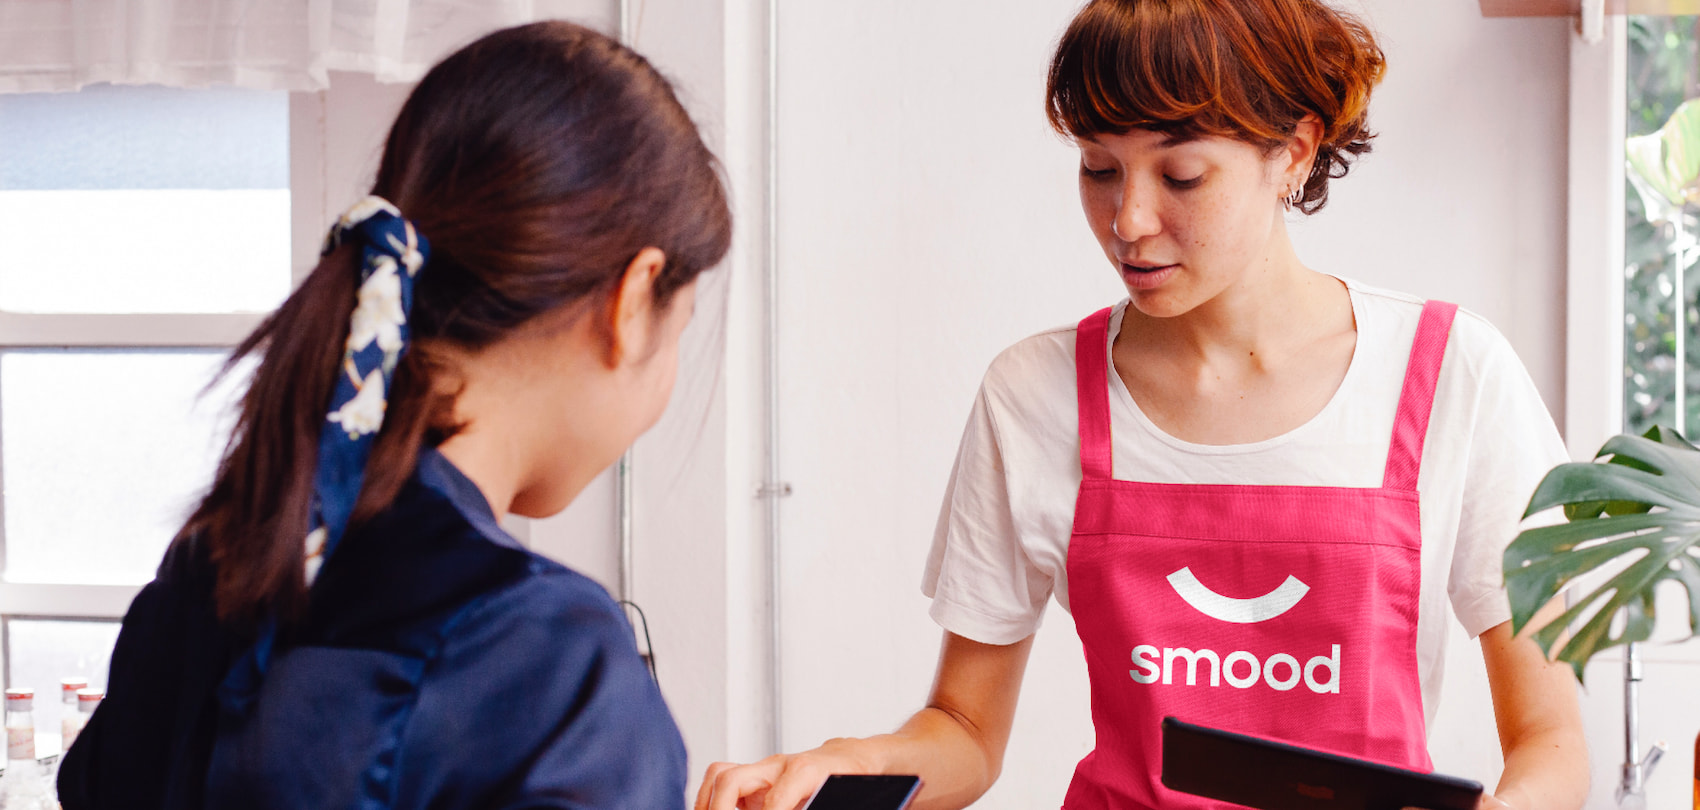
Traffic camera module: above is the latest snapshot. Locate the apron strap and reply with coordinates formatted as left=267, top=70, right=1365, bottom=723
left=1076, top=307, right=1115, bottom=481
left=1383, top=300, right=1459, bottom=491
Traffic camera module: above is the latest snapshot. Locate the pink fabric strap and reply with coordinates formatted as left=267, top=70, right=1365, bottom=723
left=1076, top=301, right=1456, bottom=489
left=1076, top=308, right=1115, bottom=481
left=1383, top=300, right=1458, bottom=491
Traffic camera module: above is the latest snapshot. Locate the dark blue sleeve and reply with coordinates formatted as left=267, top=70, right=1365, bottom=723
left=58, top=540, right=235, bottom=810
left=393, top=565, right=687, bottom=810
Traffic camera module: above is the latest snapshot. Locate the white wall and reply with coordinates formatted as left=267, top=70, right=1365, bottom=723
left=770, top=2, right=1108, bottom=804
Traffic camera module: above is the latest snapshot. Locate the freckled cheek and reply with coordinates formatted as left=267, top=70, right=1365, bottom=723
left=1174, top=194, right=1244, bottom=254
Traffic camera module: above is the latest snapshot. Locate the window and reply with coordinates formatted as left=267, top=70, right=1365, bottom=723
left=1623, top=16, right=1700, bottom=435
left=0, top=83, right=288, bottom=745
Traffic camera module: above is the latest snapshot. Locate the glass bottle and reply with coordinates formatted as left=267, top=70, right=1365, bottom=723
left=56, top=679, right=82, bottom=710
left=57, top=677, right=85, bottom=754
left=4, top=690, right=32, bottom=765
left=65, top=689, right=100, bottom=752
left=57, top=679, right=82, bottom=709
left=0, top=688, right=49, bottom=809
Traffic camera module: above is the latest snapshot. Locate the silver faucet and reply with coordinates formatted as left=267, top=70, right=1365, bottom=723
left=1613, top=642, right=1667, bottom=808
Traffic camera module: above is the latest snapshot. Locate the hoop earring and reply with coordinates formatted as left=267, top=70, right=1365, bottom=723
left=1282, top=184, right=1304, bottom=211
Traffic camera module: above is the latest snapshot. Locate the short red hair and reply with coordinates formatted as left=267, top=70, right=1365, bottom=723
left=1045, top=0, right=1385, bottom=214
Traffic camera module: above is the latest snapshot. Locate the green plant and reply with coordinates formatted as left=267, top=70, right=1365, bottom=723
left=1505, top=427, right=1700, bottom=681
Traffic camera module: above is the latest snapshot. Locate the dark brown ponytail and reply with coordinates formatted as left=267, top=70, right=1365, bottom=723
left=177, top=21, right=732, bottom=629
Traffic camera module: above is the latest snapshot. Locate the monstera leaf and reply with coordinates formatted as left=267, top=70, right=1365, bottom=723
left=1505, top=427, right=1700, bottom=683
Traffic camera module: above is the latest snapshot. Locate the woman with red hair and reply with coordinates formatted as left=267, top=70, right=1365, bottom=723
left=699, top=1, right=1586, bottom=808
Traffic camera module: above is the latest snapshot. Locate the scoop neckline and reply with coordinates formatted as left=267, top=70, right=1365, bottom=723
left=1104, top=275, right=1366, bottom=456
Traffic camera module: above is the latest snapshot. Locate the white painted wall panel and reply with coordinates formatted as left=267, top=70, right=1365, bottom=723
left=773, top=4, right=1110, bottom=803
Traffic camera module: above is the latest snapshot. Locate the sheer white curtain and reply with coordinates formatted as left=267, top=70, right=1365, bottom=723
left=0, top=0, right=552, bottom=92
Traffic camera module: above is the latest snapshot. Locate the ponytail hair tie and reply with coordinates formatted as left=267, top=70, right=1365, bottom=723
left=220, top=196, right=430, bottom=715
left=306, top=195, right=430, bottom=584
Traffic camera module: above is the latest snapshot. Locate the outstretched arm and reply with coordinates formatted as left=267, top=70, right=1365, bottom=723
left=1478, top=605, right=1588, bottom=810
left=696, top=631, right=1035, bottom=810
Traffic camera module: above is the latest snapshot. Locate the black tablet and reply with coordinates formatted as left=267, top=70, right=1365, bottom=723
left=802, top=774, right=922, bottom=810
left=1161, top=717, right=1483, bottom=810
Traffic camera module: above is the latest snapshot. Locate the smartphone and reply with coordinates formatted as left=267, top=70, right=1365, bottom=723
left=801, top=774, right=923, bottom=810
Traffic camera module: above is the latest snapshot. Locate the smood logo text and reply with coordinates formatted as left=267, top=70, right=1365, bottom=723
left=1130, top=644, right=1340, bottom=694
left=1127, top=566, right=1339, bottom=694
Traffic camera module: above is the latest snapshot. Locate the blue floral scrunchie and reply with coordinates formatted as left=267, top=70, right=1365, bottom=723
left=221, top=197, right=429, bottom=709
left=305, top=195, right=430, bottom=584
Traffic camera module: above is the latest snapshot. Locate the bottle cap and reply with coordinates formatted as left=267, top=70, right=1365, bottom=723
left=76, top=688, right=102, bottom=708
left=60, top=677, right=87, bottom=702
left=4, top=688, right=31, bottom=709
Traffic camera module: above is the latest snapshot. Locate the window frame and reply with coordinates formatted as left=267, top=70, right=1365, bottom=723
left=0, top=319, right=260, bottom=620
left=1565, top=13, right=1629, bottom=461
left=0, top=86, right=321, bottom=685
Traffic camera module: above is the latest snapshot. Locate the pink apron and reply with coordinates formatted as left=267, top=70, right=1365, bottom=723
left=1061, top=301, right=1456, bottom=809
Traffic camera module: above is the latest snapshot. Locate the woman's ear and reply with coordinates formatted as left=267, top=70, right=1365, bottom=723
left=604, top=246, right=668, bottom=368
left=1284, top=114, right=1324, bottom=186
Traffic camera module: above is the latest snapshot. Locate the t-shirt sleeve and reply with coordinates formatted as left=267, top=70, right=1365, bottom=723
left=922, top=384, right=1053, bottom=645
left=1449, top=327, right=1571, bottom=639
left=406, top=574, right=687, bottom=810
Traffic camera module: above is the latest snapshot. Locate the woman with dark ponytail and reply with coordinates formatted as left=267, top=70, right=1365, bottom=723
left=701, top=2, right=1585, bottom=809
left=58, top=20, right=730, bottom=810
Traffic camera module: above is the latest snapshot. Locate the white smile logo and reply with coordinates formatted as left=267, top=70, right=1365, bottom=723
left=1166, top=567, right=1309, bottom=624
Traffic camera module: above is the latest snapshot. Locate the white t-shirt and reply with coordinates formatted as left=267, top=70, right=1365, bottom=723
left=921, top=277, right=1569, bottom=724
